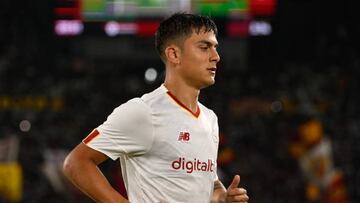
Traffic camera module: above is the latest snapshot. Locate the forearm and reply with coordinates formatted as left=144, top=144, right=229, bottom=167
left=211, top=180, right=227, bottom=203
left=63, top=154, right=128, bottom=203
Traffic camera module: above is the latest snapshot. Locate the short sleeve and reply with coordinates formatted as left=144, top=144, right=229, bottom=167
left=83, top=98, right=154, bottom=160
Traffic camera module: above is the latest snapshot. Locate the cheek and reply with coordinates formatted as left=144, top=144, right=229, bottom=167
left=184, top=52, right=207, bottom=69
left=184, top=60, right=203, bottom=76
left=180, top=49, right=209, bottom=76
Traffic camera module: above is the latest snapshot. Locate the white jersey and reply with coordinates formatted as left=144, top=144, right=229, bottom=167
left=83, top=85, right=219, bottom=203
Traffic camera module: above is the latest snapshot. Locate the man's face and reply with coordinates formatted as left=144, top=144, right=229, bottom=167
left=177, top=28, right=220, bottom=89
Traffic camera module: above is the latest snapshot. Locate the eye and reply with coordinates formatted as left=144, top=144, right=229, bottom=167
left=200, top=46, right=209, bottom=50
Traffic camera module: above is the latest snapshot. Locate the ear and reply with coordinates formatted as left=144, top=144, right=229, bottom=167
left=164, top=45, right=181, bottom=64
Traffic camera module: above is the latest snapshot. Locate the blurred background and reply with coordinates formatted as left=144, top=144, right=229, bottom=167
left=0, top=0, right=359, bottom=202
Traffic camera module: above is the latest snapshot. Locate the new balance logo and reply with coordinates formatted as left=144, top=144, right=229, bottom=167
left=178, top=132, right=190, bottom=141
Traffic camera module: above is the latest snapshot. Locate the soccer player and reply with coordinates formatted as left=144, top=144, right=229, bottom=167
left=63, top=13, right=249, bottom=203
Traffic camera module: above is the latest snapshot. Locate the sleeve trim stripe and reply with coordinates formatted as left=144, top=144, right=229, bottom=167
left=83, top=129, right=100, bottom=144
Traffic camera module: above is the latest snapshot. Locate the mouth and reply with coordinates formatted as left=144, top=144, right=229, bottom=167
left=207, top=67, right=217, bottom=74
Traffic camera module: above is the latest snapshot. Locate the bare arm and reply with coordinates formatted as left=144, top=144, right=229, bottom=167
left=63, top=142, right=128, bottom=203
left=211, top=180, right=227, bottom=203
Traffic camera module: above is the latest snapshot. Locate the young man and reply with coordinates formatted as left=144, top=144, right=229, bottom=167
left=63, top=13, right=249, bottom=203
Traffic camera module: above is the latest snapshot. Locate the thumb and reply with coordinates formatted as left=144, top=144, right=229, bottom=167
left=228, top=175, right=240, bottom=190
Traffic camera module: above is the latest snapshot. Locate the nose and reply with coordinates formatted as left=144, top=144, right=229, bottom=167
left=210, top=48, right=220, bottom=63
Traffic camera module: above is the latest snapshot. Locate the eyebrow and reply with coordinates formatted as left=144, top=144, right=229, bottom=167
left=197, top=40, right=219, bottom=48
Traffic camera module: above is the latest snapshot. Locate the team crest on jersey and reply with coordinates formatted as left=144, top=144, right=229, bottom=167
left=178, top=132, right=190, bottom=142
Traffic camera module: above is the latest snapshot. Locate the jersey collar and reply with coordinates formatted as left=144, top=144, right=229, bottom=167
left=161, top=84, right=201, bottom=118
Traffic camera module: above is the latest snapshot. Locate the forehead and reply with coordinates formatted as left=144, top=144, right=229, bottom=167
left=185, top=29, right=218, bottom=45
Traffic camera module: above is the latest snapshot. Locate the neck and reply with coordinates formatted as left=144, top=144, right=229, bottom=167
left=164, top=76, right=200, bottom=113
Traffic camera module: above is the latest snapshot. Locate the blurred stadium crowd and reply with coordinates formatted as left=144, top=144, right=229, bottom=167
left=1, top=1, right=359, bottom=203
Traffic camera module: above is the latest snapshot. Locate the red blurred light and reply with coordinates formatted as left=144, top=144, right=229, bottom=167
left=136, top=21, right=160, bottom=37
left=227, top=21, right=250, bottom=37
left=55, top=7, right=81, bottom=19
left=249, top=0, right=277, bottom=16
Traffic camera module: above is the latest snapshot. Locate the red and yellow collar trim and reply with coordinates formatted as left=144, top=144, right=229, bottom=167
left=166, top=91, right=200, bottom=118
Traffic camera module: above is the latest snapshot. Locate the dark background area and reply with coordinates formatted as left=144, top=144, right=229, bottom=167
left=0, top=0, right=359, bottom=202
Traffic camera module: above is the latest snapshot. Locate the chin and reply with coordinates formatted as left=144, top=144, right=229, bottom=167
left=208, top=77, right=216, bottom=85
left=200, top=79, right=215, bottom=89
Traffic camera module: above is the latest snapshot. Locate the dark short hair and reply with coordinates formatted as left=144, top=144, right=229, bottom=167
left=155, top=12, right=218, bottom=61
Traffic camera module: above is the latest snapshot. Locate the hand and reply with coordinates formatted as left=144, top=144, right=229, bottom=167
left=225, top=175, right=249, bottom=203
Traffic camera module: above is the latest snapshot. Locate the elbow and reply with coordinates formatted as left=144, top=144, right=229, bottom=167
left=62, top=153, right=75, bottom=179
